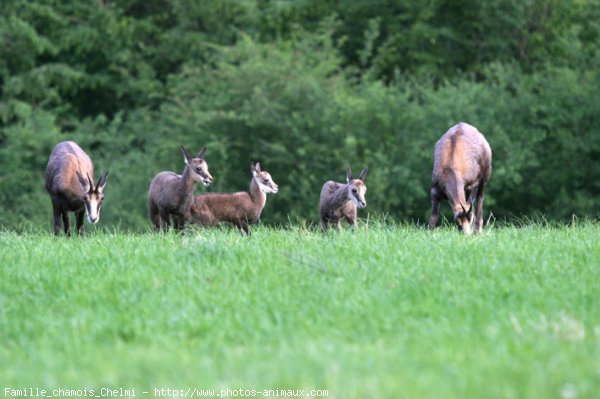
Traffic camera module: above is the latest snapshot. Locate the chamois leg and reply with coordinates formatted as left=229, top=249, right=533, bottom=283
left=148, top=200, right=161, bottom=231
left=335, top=220, right=343, bottom=231
left=474, top=185, right=486, bottom=234
left=159, top=208, right=171, bottom=231
left=231, top=217, right=250, bottom=236
left=52, top=201, right=62, bottom=236
left=240, top=223, right=250, bottom=236
left=344, top=209, right=357, bottom=229
left=319, top=220, right=327, bottom=232
left=429, top=186, right=442, bottom=230
left=76, top=209, right=85, bottom=235
left=62, top=210, right=71, bottom=236
left=173, top=214, right=186, bottom=231
left=320, top=218, right=341, bottom=233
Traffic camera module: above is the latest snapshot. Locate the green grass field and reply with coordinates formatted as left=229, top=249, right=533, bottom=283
left=1, top=223, right=599, bottom=399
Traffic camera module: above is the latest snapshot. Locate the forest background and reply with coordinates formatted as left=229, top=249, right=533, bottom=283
left=1, top=0, right=599, bottom=231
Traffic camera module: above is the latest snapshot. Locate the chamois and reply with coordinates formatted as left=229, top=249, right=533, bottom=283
left=189, top=162, right=278, bottom=235
left=45, top=141, right=109, bottom=236
left=429, top=122, right=492, bottom=235
left=147, top=146, right=213, bottom=231
left=319, top=167, right=368, bottom=231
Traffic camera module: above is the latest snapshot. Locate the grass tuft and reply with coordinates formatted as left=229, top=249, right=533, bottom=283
left=1, top=223, right=599, bottom=398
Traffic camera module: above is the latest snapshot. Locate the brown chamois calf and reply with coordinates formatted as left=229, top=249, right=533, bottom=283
left=45, top=141, right=108, bottom=236
left=189, top=162, right=278, bottom=235
left=148, top=146, right=213, bottom=231
left=319, top=167, right=368, bottom=231
left=429, top=122, right=492, bottom=235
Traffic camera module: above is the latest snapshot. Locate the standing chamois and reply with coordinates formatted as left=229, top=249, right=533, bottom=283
left=45, top=141, right=109, bottom=236
left=319, top=167, right=368, bottom=231
left=429, top=122, right=492, bottom=235
left=147, top=146, right=213, bottom=231
left=189, top=162, right=278, bottom=235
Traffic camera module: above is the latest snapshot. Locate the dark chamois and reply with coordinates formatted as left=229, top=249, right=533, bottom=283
left=319, top=167, right=368, bottom=231
left=429, top=122, right=492, bottom=235
left=45, top=141, right=108, bottom=236
left=147, top=146, right=213, bottom=231
left=189, top=162, right=278, bottom=235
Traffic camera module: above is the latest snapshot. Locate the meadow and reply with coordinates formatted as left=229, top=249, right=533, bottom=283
left=0, top=222, right=598, bottom=399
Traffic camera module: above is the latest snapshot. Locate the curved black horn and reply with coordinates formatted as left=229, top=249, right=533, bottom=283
left=181, top=146, right=193, bottom=162
left=97, top=171, right=109, bottom=191
left=359, top=167, right=368, bottom=181
left=86, top=173, right=94, bottom=191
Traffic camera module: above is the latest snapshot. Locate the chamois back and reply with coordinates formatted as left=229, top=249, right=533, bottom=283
left=319, top=167, right=368, bottom=230
left=430, top=122, right=492, bottom=234
left=147, top=146, right=212, bottom=231
left=190, top=162, right=278, bottom=235
left=45, top=141, right=108, bottom=235
left=45, top=141, right=94, bottom=199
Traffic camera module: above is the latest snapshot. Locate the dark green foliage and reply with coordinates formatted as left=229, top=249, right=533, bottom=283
left=0, top=0, right=598, bottom=231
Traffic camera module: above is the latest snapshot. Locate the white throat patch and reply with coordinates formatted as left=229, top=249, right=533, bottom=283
left=349, top=192, right=360, bottom=207
left=348, top=186, right=365, bottom=208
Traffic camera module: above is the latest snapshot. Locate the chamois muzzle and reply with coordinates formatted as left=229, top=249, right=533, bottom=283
left=202, top=174, right=213, bottom=186
left=454, top=204, right=474, bottom=235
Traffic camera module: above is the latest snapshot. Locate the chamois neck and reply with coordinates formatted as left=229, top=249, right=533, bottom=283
left=180, top=165, right=197, bottom=195
left=249, top=177, right=267, bottom=209
left=331, top=183, right=351, bottom=210
left=443, top=169, right=468, bottom=212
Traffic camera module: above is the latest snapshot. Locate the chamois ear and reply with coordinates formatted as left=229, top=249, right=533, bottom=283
left=251, top=162, right=261, bottom=177
left=346, top=167, right=352, bottom=184
left=358, top=167, right=368, bottom=182
left=196, top=146, right=207, bottom=159
left=96, top=172, right=109, bottom=192
left=181, top=146, right=193, bottom=164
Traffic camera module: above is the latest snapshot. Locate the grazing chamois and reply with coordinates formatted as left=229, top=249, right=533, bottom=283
left=147, top=146, right=213, bottom=231
left=429, top=122, right=492, bottom=235
left=189, top=162, right=278, bottom=235
left=45, top=141, right=109, bottom=236
left=319, top=167, right=368, bottom=231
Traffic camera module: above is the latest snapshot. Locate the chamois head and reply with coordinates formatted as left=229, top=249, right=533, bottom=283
left=182, top=146, right=213, bottom=186
left=454, top=202, right=474, bottom=235
left=77, top=171, right=109, bottom=224
left=251, top=162, right=278, bottom=193
left=346, top=167, right=368, bottom=208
